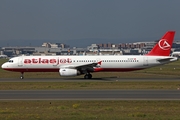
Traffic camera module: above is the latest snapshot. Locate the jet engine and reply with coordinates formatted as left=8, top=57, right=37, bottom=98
left=59, top=68, right=81, bottom=76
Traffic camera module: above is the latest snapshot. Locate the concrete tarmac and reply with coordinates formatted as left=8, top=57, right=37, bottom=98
left=0, top=78, right=180, bottom=100
left=0, top=90, right=180, bottom=100
left=0, top=77, right=180, bottom=82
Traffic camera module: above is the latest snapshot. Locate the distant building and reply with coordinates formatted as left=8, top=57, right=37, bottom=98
left=42, top=43, right=69, bottom=48
left=1, top=40, right=180, bottom=57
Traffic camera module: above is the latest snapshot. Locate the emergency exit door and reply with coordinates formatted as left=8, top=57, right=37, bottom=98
left=143, top=57, right=148, bottom=66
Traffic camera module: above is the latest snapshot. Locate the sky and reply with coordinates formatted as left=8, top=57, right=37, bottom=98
left=1, top=0, right=180, bottom=47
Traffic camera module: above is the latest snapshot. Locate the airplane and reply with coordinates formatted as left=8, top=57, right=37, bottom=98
left=0, top=55, right=8, bottom=58
left=1, top=31, right=178, bottom=79
left=172, top=51, right=180, bottom=57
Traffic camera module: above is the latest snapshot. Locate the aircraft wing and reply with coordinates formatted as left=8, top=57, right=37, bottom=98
left=60, top=61, right=101, bottom=72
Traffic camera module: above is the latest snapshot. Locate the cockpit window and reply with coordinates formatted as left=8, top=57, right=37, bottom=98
left=8, top=60, right=13, bottom=63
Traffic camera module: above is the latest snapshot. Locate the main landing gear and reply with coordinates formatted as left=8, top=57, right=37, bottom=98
left=20, top=72, right=24, bottom=79
left=84, top=73, right=92, bottom=79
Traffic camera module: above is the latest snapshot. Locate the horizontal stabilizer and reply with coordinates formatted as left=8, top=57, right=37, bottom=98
left=157, top=57, right=178, bottom=62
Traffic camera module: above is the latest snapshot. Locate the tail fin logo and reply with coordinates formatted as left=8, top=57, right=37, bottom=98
left=158, top=39, right=171, bottom=50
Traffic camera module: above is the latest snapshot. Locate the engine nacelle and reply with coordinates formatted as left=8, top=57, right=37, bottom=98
left=59, top=68, right=81, bottom=76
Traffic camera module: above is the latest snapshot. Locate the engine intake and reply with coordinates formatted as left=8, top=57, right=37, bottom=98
left=59, top=68, right=81, bottom=76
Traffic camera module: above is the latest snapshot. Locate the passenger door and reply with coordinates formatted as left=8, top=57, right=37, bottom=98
left=18, top=57, right=23, bottom=67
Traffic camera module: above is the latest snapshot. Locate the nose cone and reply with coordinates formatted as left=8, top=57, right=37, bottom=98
left=1, top=63, right=6, bottom=69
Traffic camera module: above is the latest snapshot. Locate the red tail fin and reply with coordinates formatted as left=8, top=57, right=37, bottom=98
left=146, top=31, right=175, bottom=56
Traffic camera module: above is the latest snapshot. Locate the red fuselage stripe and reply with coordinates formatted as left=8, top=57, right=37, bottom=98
left=3, top=68, right=144, bottom=72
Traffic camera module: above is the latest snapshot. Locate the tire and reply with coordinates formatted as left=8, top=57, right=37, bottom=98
left=84, top=75, right=89, bottom=79
left=88, top=74, right=92, bottom=79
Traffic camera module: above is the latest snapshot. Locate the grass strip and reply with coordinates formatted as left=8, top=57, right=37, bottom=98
left=0, top=100, right=180, bottom=120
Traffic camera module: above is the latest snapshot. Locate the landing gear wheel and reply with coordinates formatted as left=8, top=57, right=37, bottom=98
left=20, top=72, right=24, bottom=79
left=88, top=74, right=92, bottom=79
left=84, top=75, right=88, bottom=79
left=84, top=73, right=92, bottom=79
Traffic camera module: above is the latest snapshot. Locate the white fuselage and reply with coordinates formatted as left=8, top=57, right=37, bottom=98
left=1, top=55, right=177, bottom=73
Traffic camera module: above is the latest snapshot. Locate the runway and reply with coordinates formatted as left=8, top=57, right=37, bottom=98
left=0, top=77, right=180, bottom=82
left=0, top=90, right=180, bottom=100
left=0, top=78, right=180, bottom=100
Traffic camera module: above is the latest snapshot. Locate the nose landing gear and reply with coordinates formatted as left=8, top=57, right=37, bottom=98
left=20, top=72, right=24, bottom=79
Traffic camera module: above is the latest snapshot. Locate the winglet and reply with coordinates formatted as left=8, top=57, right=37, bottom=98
left=146, top=31, right=175, bottom=56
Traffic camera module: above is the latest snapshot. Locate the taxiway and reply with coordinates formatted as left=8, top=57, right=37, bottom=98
left=0, top=90, right=180, bottom=100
